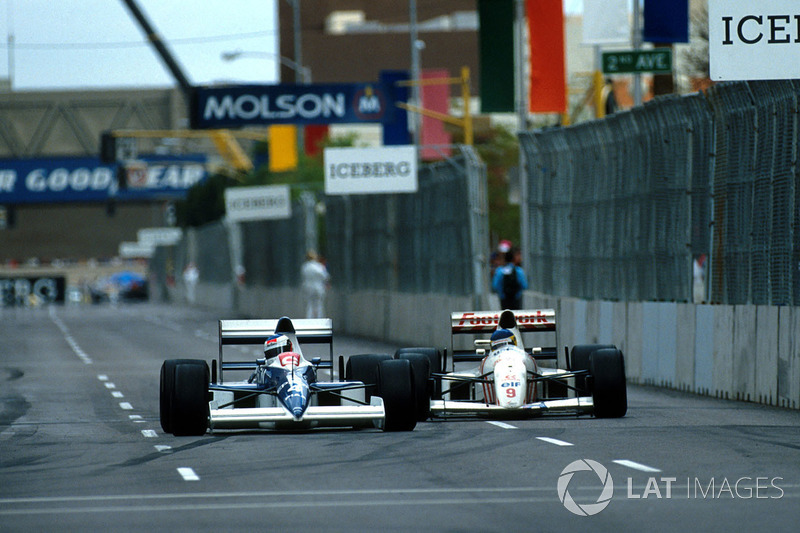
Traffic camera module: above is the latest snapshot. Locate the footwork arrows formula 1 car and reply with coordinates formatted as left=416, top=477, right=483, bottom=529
left=394, top=309, right=627, bottom=420
left=159, top=316, right=417, bottom=435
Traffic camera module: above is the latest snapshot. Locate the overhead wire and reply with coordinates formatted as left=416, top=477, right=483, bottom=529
left=0, top=30, right=277, bottom=50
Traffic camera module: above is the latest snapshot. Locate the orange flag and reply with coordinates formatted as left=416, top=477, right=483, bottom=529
left=527, top=0, right=566, bottom=114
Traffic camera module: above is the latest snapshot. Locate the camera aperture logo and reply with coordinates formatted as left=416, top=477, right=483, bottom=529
left=557, top=459, right=614, bottom=516
left=557, top=459, right=786, bottom=516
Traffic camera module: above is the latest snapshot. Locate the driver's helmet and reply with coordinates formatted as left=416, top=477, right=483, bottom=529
left=264, top=334, right=292, bottom=359
left=490, top=328, right=517, bottom=351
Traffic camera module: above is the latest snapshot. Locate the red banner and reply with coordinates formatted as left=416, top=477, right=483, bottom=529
left=527, top=0, right=566, bottom=114
left=421, top=69, right=452, bottom=161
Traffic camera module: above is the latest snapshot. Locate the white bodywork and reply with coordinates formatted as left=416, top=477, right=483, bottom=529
left=431, top=309, right=595, bottom=417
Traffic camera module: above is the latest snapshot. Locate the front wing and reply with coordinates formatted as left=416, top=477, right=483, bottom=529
left=429, top=396, right=594, bottom=418
left=209, top=397, right=386, bottom=430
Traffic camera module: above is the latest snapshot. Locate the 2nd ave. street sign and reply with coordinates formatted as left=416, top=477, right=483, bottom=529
left=602, top=49, right=673, bottom=74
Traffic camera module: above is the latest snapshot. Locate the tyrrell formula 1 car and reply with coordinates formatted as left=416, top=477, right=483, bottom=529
left=395, top=309, right=627, bottom=420
left=159, top=317, right=417, bottom=435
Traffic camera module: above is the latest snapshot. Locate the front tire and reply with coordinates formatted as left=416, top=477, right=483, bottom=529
left=160, top=359, right=209, bottom=436
left=395, top=352, right=431, bottom=421
left=571, top=344, right=615, bottom=394
left=590, top=348, right=627, bottom=418
left=378, top=359, right=416, bottom=431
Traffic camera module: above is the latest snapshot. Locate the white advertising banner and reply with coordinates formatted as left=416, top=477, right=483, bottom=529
left=709, top=0, right=800, bottom=80
left=324, top=146, right=418, bottom=195
left=582, top=0, right=630, bottom=45
left=224, top=185, right=291, bottom=222
left=137, top=227, right=183, bottom=246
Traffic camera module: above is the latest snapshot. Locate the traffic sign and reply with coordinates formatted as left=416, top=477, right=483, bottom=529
left=602, top=49, right=673, bottom=74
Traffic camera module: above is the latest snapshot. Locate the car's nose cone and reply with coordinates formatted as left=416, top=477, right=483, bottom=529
left=283, top=393, right=306, bottom=420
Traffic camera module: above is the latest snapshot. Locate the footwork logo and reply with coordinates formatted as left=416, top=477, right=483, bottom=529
left=557, top=459, right=614, bottom=516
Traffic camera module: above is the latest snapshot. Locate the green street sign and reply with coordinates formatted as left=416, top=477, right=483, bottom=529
left=602, top=49, right=673, bottom=74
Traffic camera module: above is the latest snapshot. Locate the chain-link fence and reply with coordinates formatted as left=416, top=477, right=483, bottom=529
left=325, top=146, right=488, bottom=301
left=520, top=80, right=800, bottom=305
left=150, top=146, right=488, bottom=307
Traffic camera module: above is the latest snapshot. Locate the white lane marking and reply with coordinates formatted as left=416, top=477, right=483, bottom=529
left=129, top=415, right=144, bottom=423
left=535, top=437, right=574, bottom=447
left=613, top=459, right=661, bottom=473
left=111, top=391, right=124, bottom=398
left=104, top=382, right=116, bottom=389
left=486, top=421, right=517, bottom=429
left=141, top=430, right=158, bottom=438
left=119, top=402, right=134, bottom=410
left=97, top=375, right=108, bottom=381
left=177, top=468, right=200, bottom=481
left=49, top=307, right=92, bottom=364
left=155, top=445, right=172, bottom=453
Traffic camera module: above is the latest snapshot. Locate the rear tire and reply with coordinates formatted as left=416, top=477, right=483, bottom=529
left=395, top=347, right=442, bottom=400
left=571, top=344, right=615, bottom=393
left=395, top=352, right=431, bottom=421
left=162, top=359, right=209, bottom=436
left=590, top=348, right=627, bottom=418
left=378, top=359, right=417, bottom=431
left=345, top=354, right=392, bottom=401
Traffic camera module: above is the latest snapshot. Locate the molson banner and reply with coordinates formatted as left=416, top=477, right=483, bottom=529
left=192, top=83, right=393, bottom=128
left=0, top=155, right=207, bottom=204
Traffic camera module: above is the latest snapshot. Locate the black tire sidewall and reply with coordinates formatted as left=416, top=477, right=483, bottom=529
left=378, top=359, right=417, bottom=431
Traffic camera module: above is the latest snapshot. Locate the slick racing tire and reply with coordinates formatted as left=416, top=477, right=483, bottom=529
left=395, top=347, right=442, bottom=374
left=589, top=348, right=628, bottom=418
left=160, top=358, right=204, bottom=433
left=161, top=359, right=210, bottom=436
left=378, top=359, right=417, bottom=431
left=395, top=347, right=443, bottom=400
left=345, top=354, right=392, bottom=401
left=395, top=352, right=431, bottom=421
left=570, top=344, right=616, bottom=394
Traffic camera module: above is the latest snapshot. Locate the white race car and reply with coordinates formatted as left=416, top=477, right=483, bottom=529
left=159, top=316, right=417, bottom=435
left=396, top=309, right=627, bottom=420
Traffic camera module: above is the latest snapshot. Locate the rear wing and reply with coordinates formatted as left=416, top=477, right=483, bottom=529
left=217, top=318, right=333, bottom=381
left=449, top=310, right=558, bottom=364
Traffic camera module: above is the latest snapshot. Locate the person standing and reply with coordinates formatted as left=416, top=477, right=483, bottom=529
left=492, top=248, right=528, bottom=310
left=301, top=250, right=330, bottom=318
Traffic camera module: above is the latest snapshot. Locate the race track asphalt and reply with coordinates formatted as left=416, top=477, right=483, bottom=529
left=1, top=303, right=799, bottom=532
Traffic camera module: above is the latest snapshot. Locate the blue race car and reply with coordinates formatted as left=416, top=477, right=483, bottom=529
left=159, top=316, right=416, bottom=435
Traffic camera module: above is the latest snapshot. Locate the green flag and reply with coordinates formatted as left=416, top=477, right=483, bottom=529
left=479, top=0, right=515, bottom=113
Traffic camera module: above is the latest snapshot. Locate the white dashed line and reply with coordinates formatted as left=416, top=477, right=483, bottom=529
left=536, top=437, right=574, bottom=447
left=141, top=430, right=158, bottom=438
left=177, top=468, right=200, bottom=481
left=613, top=460, right=661, bottom=473
left=155, top=445, right=173, bottom=453
left=49, top=307, right=92, bottom=365
left=104, top=382, right=116, bottom=389
left=97, top=375, right=108, bottom=381
left=111, top=391, right=124, bottom=398
left=486, top=421, right=517, bottom=429
left=129, top=415, right=145, bottom=423
left=119, top=402, right=134, bottom=410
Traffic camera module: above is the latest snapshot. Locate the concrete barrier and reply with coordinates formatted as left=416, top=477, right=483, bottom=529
left=694, top=305, right=715, bottom=395
left=755, top=306, right=778, bottom=405
left=625, top=302, right=643, bottom=384
left=186, top=280, right=799, bottom=410
left=675, top=303, right=695, bottom=392
left=778, top=308, right=800, bottom=409
left=713, top=306, right=734, bottom=399
left=733, top=306, right=757, bottom=402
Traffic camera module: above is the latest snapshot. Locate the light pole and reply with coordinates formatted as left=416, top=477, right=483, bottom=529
left=220, top=50, right=311, bottom=83
left=222, top=50, right=312, bottom=158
